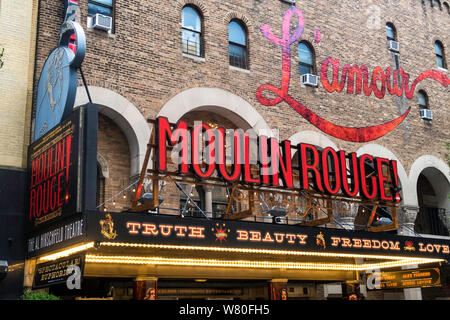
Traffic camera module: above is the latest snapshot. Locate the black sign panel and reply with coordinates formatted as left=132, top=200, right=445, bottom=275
left=33, top=255, right=84, bottom=289
left=87, top=211, right=450, bottom=260
left=26, top=214, right=87, bottom=258
left=26, top=104, right=97, bottom=233
left=368, top=267, right=441, bottom=290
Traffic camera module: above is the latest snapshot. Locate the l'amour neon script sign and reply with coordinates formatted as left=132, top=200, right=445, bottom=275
left=155, top=116, right=401, bottom=203
left=256, top=7, right=449, bottom=142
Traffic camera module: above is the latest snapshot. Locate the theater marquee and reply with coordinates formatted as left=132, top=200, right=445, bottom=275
left=88, top=211, right=450, bottom=260
left=152, top=116, right=401, bottom=202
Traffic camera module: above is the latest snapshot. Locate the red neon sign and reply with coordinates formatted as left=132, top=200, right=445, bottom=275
left=154, top=116, right=401, bottom=203
left=256, top=7, right=449, bottom=142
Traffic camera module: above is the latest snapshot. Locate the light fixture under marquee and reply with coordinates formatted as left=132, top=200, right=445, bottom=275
left=36, top=241, right=446, bottom=273
left=85, top=254, right=443, bottom=271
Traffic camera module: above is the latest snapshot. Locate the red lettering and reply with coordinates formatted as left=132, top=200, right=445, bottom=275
left=262, top=232, right=274, bottom=242
left=285, top=234, right=296, bottom=244
left=298, top=143, right=324, bottom=192
left=371, top=66, right=386, bottom=99
left=381, top=240, right=390, bottom=250
left=29, top=189, right=36, bottom=221
left=50, top=176, right=57, bottom=211
left=353, top=238, right=362, bottom=248
left=236, top=230, right=248, bottom=241
left=141, top=223, right=158, bottom=235
left=341, top=238, right=352, bottom=247
left=375, top=157, right=393, bottom=201
left=389, top=160, right=401, bottom=203
left=418, top=243, right=426, bottom=252
left=188, top=226, right=205, bottom=238
left=155, top=116, right=189, bottom=173
left=250, top=231, right=261, bottom=241
left=274, top=233, right=285, bottom=243
left=191, top=122, right=215, bottom=179
left=339, top=151, right=359, bottom=197
left=127, top=222, right=141, bottom=234
left=372, top=239, right=381, bottom=249
left=258, top=135, right=270, bottom=185
left=331, top=237, right=341, bottom=247
left=362, top=239, right=371, bottom=248
left=216, top=128, right=241, bottom=182
left=297, top=234, right=308, bottom=244
left=270, top=139, right=293, bottom=188
left=57, top=172, right=64, bottom=208
left=359, top=154, right=378, bottom=200
left=160, top=224, right=173, bottom=236
left=321, top=147, right=341, bottom=195
left=243, top=132, right=260, bottom=184
left=174, top=225, right=188, bottom=237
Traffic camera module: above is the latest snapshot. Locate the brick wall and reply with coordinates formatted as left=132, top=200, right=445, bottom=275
left=97, top=113, right=131, bottom=211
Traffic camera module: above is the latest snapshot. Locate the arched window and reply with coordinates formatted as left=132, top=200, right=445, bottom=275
left=385, top=23, right=397, bottom=41
left=434, top=41, right=446, bottom=69
left=229, top=20, right=248, bottom=69
left=418, top=90, right=429, bottom=109
left=444, top=2, right=450, bottom=13
left=298, top=41, right=315, bottom=75
left=182, top=6, right=203, bottom=57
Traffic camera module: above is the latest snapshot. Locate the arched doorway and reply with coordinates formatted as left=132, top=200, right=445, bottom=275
left=155, top=87, right=273, bottom=219
left=176, top=108, right=253, bottom=218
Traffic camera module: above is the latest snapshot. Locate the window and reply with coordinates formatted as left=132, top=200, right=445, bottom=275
left=418, top=90, right=429, bottom=109
left=298, top=41, right=315, bottom=75
left=434, top=41, right=446, bottom=69
left=229, top=20, right=248, bottom=69
left=385, top=23, right=396, bottom=41
left=88, top=0, right=113, bottom=17
left=182, top=6, right=203, bottom=57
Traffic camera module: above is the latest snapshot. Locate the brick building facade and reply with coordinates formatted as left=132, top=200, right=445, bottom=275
left=25, top=0, right=450, bottom=299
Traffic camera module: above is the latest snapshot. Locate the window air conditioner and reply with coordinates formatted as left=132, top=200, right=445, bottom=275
left=420, top=108, right=433, bottom=121
left=301, top=73, right=318, bottom=87
left=93, top=13, right=112, bottom=32
left=388, top=40, right=399, bottom=52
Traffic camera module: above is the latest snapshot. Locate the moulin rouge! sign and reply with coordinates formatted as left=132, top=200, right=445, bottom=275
left=155, top=116, right=400, bottom=202
left=27, top=109, right=84, bottom=232
left=256, top=7, right=449, bottom=142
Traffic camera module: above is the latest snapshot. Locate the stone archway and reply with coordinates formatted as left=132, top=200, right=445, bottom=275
left=409, top=155, right=450, bottom=210
left=157, top=87, right=273, bottom=136
left=74, top=86, right=150, bottom=177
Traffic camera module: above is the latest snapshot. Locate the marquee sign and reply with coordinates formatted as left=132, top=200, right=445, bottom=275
left=33, top=254, right=84, bottom=289
left=367, top=267, right=441, bottom=290
left=256, top=7, right=449, bottom=142
left=89, top=211, right=450, bottom=260
left=152, top=116, right=401, bottom=203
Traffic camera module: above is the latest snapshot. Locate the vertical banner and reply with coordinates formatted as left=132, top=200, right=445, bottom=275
left=269, top=280, right=288, bottom=300
left=133, top=278, right=158, bottom=300
left=26, top=103, right=97, bottom=234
